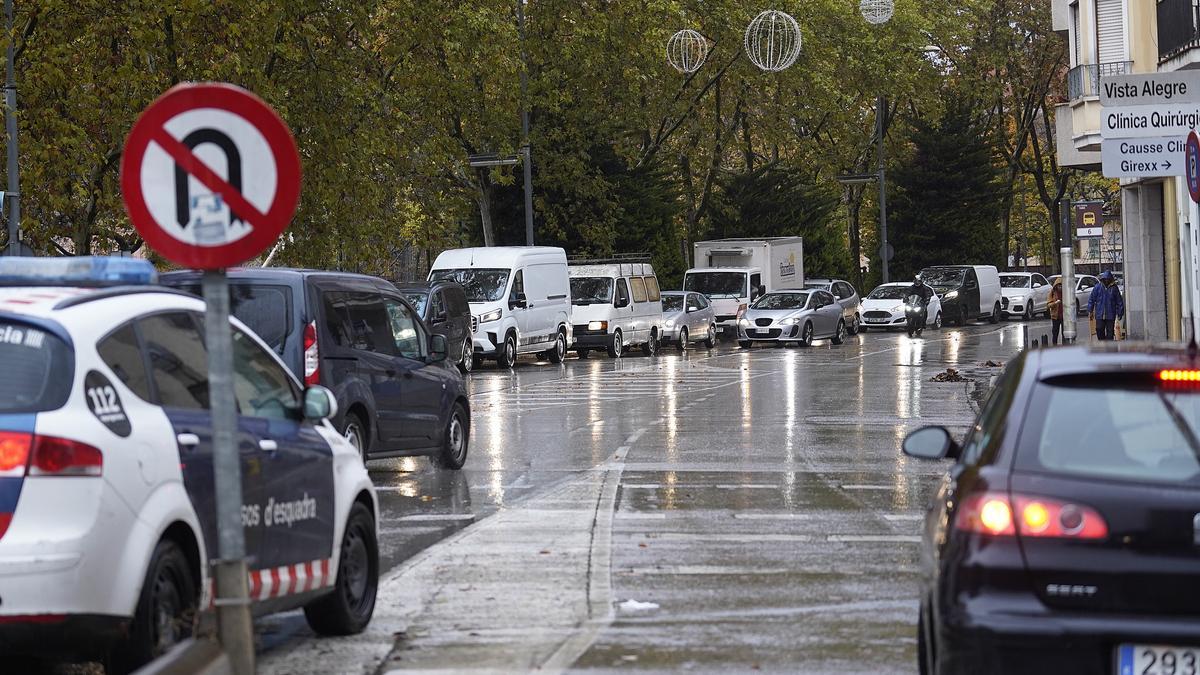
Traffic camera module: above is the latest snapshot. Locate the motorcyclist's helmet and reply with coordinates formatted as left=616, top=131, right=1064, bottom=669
left=914, top=274, right=924, bottom=284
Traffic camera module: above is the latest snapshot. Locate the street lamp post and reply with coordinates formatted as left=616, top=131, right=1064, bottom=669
left=516, top=0, right=534, bottom=247
left=876, top=94, right=889, bottom=284
left=4, top=0, right=20, bottom=256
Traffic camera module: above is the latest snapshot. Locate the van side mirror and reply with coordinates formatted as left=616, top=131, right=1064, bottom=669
left=614, top=296, right=629, bottom=309
left=303, top=386, right=339, bottom=421
left=510, top=292, right=527, bottom=310
left=428, top=334, right=448, bottom=363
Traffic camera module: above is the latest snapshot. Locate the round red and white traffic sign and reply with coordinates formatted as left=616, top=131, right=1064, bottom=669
left=120, top=82, right=301, bottom=269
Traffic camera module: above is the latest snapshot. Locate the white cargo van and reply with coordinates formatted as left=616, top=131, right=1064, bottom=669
left=430, top=247, right=572, bottom=368
left=568, top=258, right=664, bottom=358
left=684, top=237, right=804, bottom=333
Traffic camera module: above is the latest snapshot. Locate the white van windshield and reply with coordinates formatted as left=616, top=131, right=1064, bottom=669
left=570, top=277, right=613, bottom=305
left=430, top=268, right=510, bottom=303
left=684, top=272, right=746, bottom=298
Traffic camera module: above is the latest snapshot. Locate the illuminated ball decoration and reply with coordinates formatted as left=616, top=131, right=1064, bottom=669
left=667, top=29, right=709, bottom=74
left=744, top=10, right=802, bottom=73
left=860, top=0, right=895, bottom=25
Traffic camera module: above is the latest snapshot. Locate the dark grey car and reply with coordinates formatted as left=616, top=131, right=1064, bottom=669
left=396, top=281, right=474, bottom=373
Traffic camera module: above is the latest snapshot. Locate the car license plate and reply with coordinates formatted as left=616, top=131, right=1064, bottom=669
left=865, top=317, right=888, bottom=324
left=1117, top=644, right=1200, bottom=675
left=750, top=329, right=768, bottom=337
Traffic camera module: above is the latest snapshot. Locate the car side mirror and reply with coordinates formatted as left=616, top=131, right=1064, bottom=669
left=303, top=386, right=339, bottom=421
left=431, top=311, right=448, bottom=325
left=687, top=306, right=699, bottom=313
left=902, top=426, right=959, bottom=460
left=428, top=334, right=448, bottom=363
left=1033, top=283, right=1043, bottom=288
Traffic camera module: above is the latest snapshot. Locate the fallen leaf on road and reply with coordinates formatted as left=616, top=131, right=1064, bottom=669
left=618, top=599, right=660, bottom=612
left=932, top=368, right=967, bottom=382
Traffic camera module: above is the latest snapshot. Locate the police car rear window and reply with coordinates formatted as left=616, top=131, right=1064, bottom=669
left=0, top=320, right=73, bottom=413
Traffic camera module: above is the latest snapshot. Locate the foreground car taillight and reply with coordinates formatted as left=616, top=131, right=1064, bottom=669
left=303, top=321, right=320, bottom=386
left=29, top=436, right=103, bottom=477
left=955, top=492, right=1107, bottom=540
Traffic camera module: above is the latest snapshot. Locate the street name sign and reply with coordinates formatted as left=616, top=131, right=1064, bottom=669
left=120, top=82, right=301, bottom=269
left=1101, top=136, right=1187, bottom=178
left=1099, top=72, right=1200, bottom=107
left=1101, top=103, right=1200, bottom=139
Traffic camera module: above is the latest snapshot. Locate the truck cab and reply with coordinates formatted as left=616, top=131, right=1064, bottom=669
left=682, top=267, right=764, bottom=334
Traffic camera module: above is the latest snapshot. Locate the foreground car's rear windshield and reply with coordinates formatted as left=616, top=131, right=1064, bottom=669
left=0, top=319, right=73, bottom=413
left=1018, top=378, right=1200, bottom=485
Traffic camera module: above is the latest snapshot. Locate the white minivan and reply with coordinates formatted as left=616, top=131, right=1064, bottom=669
left=430, top=247, right=572, bottom=368
left=568, top=259, right=665, bottom=358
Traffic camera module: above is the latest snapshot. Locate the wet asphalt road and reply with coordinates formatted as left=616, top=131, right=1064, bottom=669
left=257, top=318, right=1038, bottom=674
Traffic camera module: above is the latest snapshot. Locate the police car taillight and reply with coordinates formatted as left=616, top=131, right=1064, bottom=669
left=0, top=256, right=157, bottom=287
left=28, top=436, right=102, bottom=477
left=0, top=431, right=31, bottom=476
left=303, top=321, right=320, bottom=386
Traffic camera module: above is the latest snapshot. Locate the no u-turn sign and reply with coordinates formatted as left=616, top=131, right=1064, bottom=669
left=120, top=82, right=301, bottom=269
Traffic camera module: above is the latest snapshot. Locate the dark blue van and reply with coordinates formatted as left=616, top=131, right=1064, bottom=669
left=161, top=269, right=470, bottom=469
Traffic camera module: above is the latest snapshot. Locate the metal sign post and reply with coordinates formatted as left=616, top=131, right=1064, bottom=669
left=1061, top=247, right=1078, bottom=343
left=200, top=270, right=253, bottom=673
left=120, top=83, right=301, bottom=674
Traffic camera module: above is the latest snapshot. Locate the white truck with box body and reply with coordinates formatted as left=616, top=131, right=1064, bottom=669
left=684, top=238, right=804, bottom=333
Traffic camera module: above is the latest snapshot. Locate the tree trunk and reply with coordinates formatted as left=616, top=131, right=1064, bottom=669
left=476, top=171, right=495, bottom=247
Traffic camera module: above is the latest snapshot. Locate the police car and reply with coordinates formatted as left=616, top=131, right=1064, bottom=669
left=0, top=257, right=378, bottom=672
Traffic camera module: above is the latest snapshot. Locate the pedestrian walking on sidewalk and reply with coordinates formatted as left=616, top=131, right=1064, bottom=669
left=1048, top=278, right=1064, bottom=344
left=1088, top=271, right=1124, bottom=341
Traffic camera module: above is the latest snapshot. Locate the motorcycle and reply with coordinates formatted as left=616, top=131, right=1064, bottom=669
left=905, top=294, right=928, bottom=337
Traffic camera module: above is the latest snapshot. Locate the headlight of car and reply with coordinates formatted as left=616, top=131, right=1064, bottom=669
left=588, top=320, right=608, bottom=331
left=943, top=291, right=959, bottom=300
left=479, top=309, right=503, bottom=323
left=1012, top=295, right=1025, bottom=303
left=891, top=305, right=903, bottom=313
left=778, top=317, right=799, bottom=326
left=665, top=319, right=676, bottom=329
left=738, top=318, right=752, bottom=327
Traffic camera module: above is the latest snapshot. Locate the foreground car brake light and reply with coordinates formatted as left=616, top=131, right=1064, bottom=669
left=29, top=436, right=102, bottom=477
left=0, top=431, right=31, bottom=476
left=303, top=321, right=320, bottom=386
left=956, top=492, right=1107, bottom=540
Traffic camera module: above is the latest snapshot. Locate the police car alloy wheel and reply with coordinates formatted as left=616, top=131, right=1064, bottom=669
left=304, top=503, right=378, bottom=635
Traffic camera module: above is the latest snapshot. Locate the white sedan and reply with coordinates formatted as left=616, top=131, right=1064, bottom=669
left=999, top=272, right=1052, bottom=320
left=860, top=283, right=943, bottom=331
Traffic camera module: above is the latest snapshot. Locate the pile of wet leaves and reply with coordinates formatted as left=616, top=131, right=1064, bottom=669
left=983, top=360, right=1004, bottom=368
left=931, top=368, right=967, bottom=382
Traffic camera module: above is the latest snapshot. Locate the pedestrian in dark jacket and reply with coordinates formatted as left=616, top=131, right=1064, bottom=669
left=1047, top=278, right=1064, bottom=344
left=1088, top=271, right=1124, bottom=341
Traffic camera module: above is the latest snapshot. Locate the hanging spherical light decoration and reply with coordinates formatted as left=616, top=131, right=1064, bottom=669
left=666, top=29, right=709, bottom=74
left=860, top=0, right=895, bottom=25
left=744, top=10, right=802, bottom=73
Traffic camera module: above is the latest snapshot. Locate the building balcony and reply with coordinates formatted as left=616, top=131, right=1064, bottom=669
left=1159, top=0, right=1200, bottom=65
left=1066, top=61, right=1133, bottom=101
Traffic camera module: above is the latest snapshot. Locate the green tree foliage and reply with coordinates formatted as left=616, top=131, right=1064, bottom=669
left=2, top=0, right=1055, bottom=285
left=708, top=163, right=845, bottom=278
left=889, top=101, right=1004, bottom=278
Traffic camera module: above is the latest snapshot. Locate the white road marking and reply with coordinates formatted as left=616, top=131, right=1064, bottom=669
left=826, top=534, right=922, bottom=543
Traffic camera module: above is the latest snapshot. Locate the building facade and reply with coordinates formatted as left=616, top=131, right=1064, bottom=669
left=1051, top=0, right=1192, bottom=341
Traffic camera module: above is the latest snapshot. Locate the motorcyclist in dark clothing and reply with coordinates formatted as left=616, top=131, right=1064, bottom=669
left=907, top=274, right=934, bottom=303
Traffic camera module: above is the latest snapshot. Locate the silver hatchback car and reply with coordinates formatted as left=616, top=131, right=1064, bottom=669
left=738, top=289, right=846, bottom=348
left=803, top=278, right=863, bottom=335
left=661, top=291, right=717, bottom=350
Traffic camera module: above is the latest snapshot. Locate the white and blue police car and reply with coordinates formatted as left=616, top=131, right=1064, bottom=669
left=0, top=257, right=378, bottom=672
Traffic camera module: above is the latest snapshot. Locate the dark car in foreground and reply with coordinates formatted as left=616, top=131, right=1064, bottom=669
left=903, top=344, right=1200, bottom=674
left=162, top=268, right=470, bottom=468
left=395, top=280, right=474, bottom=373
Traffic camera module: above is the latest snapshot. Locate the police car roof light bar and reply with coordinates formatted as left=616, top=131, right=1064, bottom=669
left=0, top=256, right=157, bottom=287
